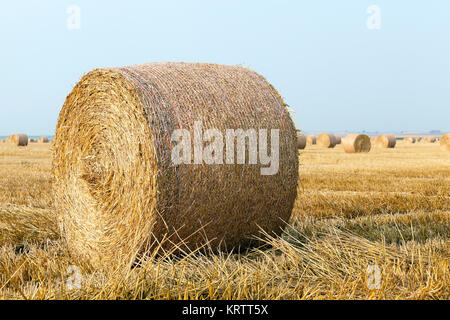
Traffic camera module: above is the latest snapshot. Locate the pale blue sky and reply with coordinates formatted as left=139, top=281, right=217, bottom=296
left=1, top=1, right=449, bottom=135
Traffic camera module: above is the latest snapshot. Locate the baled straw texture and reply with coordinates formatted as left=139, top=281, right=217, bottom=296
left=441, top=134, right=450, bottom=152
left=404, top=137, right=416, bottom=144
left=316, top=133, right=336, bottom=148
left=38, top=136, right=49, bottom=143
left=375, top=134, right=396, bottom=148
left=53, top=62, right=299, bottom=269
left=342, top=134, right=371, bottom=153
left=297, top=133, right=306, bottom=149
left=7, top=134, right=28, bottom=146
left=306, top=135, right=316, bottom=145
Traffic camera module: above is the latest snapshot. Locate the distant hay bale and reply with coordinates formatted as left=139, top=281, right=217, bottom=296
left=317, top=133, right=336, bottom=148
left=6, top=134, right=28, bottom=146
left=342, top=134, right=371, bottom=153
left=375, top=134, right=396, bottom=148
left=422, top=137, right=436, bottom=143
left=404, top=137, right=416, bottom=144
left=334, top=136, right=342, bottom=144
left=306, top=135, right=316, bottom=145
left=440, top=134, right=450, bottom=152
left=297, top=133, right=307, bottom=149
left=29, top=138, right=37, bottom=143
left=38, top=136, right=49, bottom=143
left=53, top=62, right=299, bottom=269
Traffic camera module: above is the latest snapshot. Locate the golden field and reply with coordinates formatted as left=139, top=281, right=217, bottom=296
left=0, top=141, right=448, bottom=299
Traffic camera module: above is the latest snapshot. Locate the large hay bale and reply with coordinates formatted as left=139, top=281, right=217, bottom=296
left=334, top=136, right=342, bottom=144
left=404, top=137, right=416, bottom=144
left=6, top=134, right=28, bottom=146
left=306, top=135, right=316, bottom=145
left=342, top=134, right=371, bottom=153
left=422, top=137, right=436, bottom=143
left=375, top=134, right=396, bottom=148
left=38, top=136, right=49, bottom=143
left=316, top=133, right=336, bottom=148
left=441, top=134, right=450, bottom=152
left=53, top=62, right=299, bottom=268
left=297, top=133, right=306, bottom=149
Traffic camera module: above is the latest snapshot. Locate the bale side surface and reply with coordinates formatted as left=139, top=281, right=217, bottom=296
left=316, top=133, right=336, bottom=148
left=53, top=62, right=299, bottom=268
left=334, top=136, right=342, bottom=144
left=342, top=134, right=371, bottom=153
left=375, top=134, right=396, bottom=148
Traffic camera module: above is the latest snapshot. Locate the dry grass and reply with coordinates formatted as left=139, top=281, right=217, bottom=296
left=0, top=142, right=448, bottom=299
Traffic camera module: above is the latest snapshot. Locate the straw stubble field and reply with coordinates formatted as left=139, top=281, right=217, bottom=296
left=0, top=141, right=448, bottom=299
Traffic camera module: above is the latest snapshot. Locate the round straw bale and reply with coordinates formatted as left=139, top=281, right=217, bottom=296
left=334, top=136, right=342, bottom=144
left=306, top=135, right=316, bottom=145
left=342, top=134, right=371, bottom=153
left=297, top=133, right=307, bottom=149
left=440, top=134, right=450, bottom=152
left=316, top=133, right=336, bottom=148
left=7, top=134, right=28, bottom=146
left=375, top=134, right=396, bottom=148
left=38, top=136, right=49, bottom=143
left=404, top=137, right=416, bottom=144
left=29, top=138, right=37, bottom=143
left=53, top=62, right=299, bottom=268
